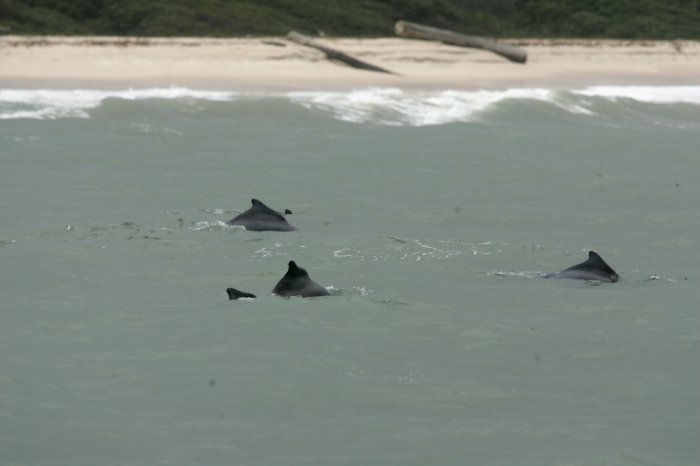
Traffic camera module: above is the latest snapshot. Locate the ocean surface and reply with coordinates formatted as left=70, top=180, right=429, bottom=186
left=1, top=86, right=698, bottom=465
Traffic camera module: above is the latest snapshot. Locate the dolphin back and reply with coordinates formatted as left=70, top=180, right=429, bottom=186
left=542, top=251, right=619, bottom=283
left=272, top=261, right=331, bottom=297
left=227, top=287, right=257, bottom=300
left=227, top=199, right=297, bottom=231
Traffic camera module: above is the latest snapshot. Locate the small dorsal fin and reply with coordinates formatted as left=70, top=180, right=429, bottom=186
left=250, top=199, right=271, bottom=212
left=227, top=199, right=297, bottom=231
left=542, top=251, right=619, bottom=282
left=286, top=261, right=307, bottom=278
left=561, top=251, right=618, bottom=280
left=582, top=251, right=616, bottom=274
left=272, top=261, right=331, bottom=297
left=226, top=287, right=256, bottom=300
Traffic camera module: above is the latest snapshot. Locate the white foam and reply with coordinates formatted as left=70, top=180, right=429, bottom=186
left=287, top=87, right=571, bottom=126
left=3, top=85, right=699, bottom=124
left=189, top=220, right=235, bottom=231
left=487, top=271, right=540, bottom=279
left=288, top=86, right=700, bottom=126
left=574, top=86, right=700, bottom=105
left=0, top=87, right=237, bottom=120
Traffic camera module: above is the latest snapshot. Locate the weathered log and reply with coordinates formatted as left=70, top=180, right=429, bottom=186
left=287, top=31, right=398, bottom=75
left=395, top=21, right=527, bottom=64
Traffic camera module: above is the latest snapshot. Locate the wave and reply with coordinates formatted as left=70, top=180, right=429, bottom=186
left=288, top=88, right=587, bottom=126
left=573, top=85, right=700, bottom=105
left=287, top=86, right=700, bottom=126
left=287, top=87, right=594, bottom=125
left=2, top=85, right=699, bottom=125
left=0, top=87, right=235, bottom=120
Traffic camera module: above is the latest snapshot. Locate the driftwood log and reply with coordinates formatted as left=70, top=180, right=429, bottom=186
left=395, top=21, right=527, bottom=64
left=287, top=31, right=398, bottom=75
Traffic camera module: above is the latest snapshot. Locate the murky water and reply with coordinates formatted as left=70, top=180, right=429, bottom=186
left=1, top=87, right=698, bottom=465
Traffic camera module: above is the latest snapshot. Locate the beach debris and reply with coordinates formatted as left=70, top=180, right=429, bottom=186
left=262, top=40, right=287, bottom=47
left=395, top=21, right=527, bottom=64
left=670, top=40, right=684, bottom=54
left=287, top=31, right=399, bottom=75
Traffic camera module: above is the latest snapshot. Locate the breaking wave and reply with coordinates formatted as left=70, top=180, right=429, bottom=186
left=0, top=87, right=235, bottom=120
left=2, top=85, right=699, bottom=126
left=573, top=85, right=700, bottom=105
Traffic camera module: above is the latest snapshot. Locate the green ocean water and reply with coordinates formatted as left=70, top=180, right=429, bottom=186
left=1, top=88, right=698, bottom=465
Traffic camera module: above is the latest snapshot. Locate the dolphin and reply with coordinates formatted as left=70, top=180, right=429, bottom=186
left=226, top=199, right=297, bottom=232
left=271, top=261, right=331, bottom=298
left=541, top=251, right=619, bottom=283
left=226, top=288, right=257, bottom=300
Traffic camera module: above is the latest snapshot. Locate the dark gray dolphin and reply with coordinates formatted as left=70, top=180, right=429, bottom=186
left=226, top=288, right=257, bottom=300
left=541, top=251, right=619, bottom=283
left=271, top=261, right=331, bottom=298
left=226, top=199, right=297, bottom=232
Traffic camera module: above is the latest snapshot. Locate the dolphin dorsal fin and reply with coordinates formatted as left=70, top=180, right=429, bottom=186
left=226, top=288, right=256, bottom=300
left=250, top=199, right=268, bottom=211
left=580, top=251, right=616, bottom=275
left=286, top=261, right=307, bottom=278
left=227, top=199, right=297, bottom=231
left=249, top=199, right=285, bottom=220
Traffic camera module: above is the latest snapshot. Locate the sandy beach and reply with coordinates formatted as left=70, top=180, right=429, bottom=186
left=1, top=35, right=699, bottom=90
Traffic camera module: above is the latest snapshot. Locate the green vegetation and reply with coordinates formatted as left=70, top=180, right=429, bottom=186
left=1, top=0, right=699, bottom=39
left=515, top=0, right=700, bottom=39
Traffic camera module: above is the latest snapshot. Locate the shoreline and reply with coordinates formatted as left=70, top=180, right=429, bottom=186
left=2, top=36, right=699, bottom=91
